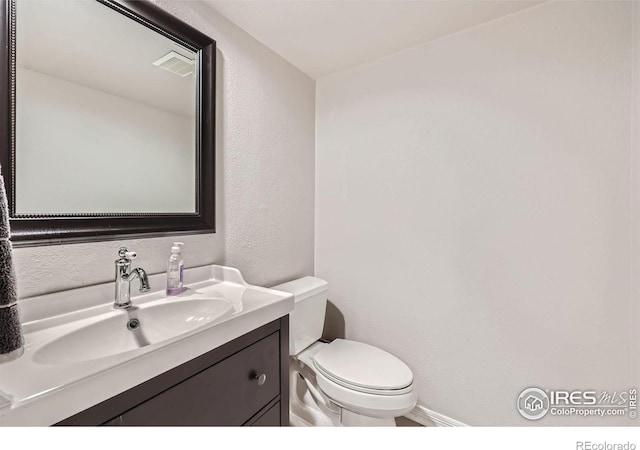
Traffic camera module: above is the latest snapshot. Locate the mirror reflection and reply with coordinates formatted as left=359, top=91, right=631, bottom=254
left=15, top=0, right=197, bottom=215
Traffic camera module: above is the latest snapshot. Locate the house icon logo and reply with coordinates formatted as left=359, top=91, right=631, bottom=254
left=517, top=387, right=550, bottom=420
left=525, top=395, right=544, bottom=411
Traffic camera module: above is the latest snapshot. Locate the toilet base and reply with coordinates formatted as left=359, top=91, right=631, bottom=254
left=290, top=374, right=339, bottom=426
left=290, top=408, right=396, bottom=427
left=290, top=357, right=398, bottom=427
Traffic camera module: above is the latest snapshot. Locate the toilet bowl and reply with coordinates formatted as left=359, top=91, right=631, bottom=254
left=273, top=277, right=417, bottom=427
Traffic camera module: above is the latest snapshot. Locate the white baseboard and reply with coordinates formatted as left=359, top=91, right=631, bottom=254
left=404, top=404, right=468, bottom=427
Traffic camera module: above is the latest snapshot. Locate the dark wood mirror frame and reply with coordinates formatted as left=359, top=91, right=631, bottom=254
left=0, top=0, right=216, bottom=246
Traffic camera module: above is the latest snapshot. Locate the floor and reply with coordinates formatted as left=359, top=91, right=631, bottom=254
left=396, top=416, right=423, bottom=426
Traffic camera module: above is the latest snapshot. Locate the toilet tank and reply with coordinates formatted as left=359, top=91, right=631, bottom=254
left=272, top=276, right=328, bottom=356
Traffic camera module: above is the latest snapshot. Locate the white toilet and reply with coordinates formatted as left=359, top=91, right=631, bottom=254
left=273, top=276, right=417, bottom=427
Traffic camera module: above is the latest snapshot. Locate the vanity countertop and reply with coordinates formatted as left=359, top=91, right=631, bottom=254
left=0, top=265, right=293, bottom=426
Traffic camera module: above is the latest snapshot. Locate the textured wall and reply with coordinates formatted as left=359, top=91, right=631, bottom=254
left=13, top=1, right=315, bottom=298
left=316, top=1, right=633, bottom=426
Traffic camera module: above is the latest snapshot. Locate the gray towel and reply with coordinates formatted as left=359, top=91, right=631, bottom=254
left=0, top=241, right=17, bottom=307
left=0, top=173, right=22, bottom=362
left=0, top=305, right=22, bottom=357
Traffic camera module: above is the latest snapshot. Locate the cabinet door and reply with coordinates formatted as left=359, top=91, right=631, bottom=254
left=115, top=331, right=280, bottom=426
left=249, top=402, right=281, bottom=426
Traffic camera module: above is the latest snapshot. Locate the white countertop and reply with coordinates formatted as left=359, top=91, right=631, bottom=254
left=0, top=265, right=294, bottom=426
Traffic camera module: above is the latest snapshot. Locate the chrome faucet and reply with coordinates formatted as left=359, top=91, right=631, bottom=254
left=114, top=247, right=150, bottom=309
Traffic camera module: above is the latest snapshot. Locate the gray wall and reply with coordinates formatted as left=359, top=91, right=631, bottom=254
left=13, top=1, right=316, bottom=298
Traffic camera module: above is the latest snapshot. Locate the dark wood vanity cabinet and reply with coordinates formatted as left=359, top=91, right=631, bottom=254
left=56, top=316, right=289, bottom=426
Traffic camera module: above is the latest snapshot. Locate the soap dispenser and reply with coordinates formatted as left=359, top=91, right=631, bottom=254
left=166, top=242, right=184, bottom=295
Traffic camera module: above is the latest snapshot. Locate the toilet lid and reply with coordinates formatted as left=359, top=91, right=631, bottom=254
left=312, top=339, right=413, bottom=392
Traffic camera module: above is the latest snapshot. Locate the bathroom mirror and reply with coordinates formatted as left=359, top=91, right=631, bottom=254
left=0, top=0, right=216, bottom=244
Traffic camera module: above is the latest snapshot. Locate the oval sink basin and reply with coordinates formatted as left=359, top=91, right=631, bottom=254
left=34, top=298, right=233, bottom=365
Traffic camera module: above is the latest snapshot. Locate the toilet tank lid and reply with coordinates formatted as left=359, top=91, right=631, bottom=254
left=271, top=276, right=328, bottom=302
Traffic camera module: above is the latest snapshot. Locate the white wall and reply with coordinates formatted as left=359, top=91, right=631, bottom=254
left=13, top=1, right=315, bottom=298
left=16, top=68, right=195, bottom=214
left=316, top=1, right=633, bottom=426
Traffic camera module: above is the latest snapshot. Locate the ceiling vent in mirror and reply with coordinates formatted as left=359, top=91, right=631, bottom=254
left=153, top=51, right=195, bottom=77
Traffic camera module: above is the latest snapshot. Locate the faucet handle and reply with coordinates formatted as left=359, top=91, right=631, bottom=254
left=117, top=247, right=138, bottom=261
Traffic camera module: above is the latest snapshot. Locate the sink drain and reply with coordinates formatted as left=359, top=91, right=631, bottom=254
left=127, top=318, right=141, bottom=331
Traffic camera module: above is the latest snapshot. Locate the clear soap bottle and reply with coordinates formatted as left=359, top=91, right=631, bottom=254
left=166, top=242, right=184, bottom=295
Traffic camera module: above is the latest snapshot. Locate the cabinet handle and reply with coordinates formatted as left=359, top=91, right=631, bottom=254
left=254, top=373, right=267, bottom=386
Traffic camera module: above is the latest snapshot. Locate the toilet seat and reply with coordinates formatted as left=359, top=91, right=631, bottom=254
left=312, top=339, right=414, bottom=395
left=314, top=368, right=418, bottom=418
left=295, top=339, right=418, bottom=419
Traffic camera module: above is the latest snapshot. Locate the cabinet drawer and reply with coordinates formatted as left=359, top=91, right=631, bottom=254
left=115, top=331, right=280, bottom=426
